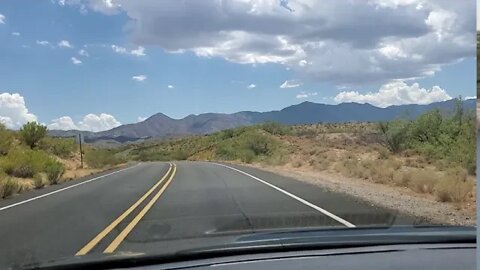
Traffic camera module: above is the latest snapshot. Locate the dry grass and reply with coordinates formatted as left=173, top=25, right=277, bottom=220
left=279, top=123, right=476, bottom=208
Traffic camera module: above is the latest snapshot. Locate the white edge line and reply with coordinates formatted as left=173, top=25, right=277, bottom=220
left=213, top=163, right=356, bottom=228
left=0, top=163, right=141, bottom=212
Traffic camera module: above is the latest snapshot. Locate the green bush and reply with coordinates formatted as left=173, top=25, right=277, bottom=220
left=85, top=148, right=124, bottom=169
left=377, top=100, right=476, bottom=174
left=378, top=120, right=409, bottom=153
left=39, top=137, right=77, bottom=158
left=0, top=123, right=14, bottom=156
left=44, top=161, right=65, bottom=185
left=0, top=148, right=54, bottom=178
left=19, top=122, right=47, bottom=149
left=260, top=122, right=292, bottom=136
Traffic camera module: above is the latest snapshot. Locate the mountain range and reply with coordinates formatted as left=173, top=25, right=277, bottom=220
left=48, top=99, right=476, bottom=144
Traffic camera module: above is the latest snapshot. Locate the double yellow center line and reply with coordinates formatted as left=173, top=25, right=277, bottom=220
left=76, top=162, right=177, bottom=255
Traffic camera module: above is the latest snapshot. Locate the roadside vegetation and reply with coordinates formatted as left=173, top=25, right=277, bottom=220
left=0, top=122, right=125, bottom=199
left=126, top=99, right=476, bottom=208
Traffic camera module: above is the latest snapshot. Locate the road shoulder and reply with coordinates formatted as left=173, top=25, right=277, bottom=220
left=224, top=162, right=475, bottom=226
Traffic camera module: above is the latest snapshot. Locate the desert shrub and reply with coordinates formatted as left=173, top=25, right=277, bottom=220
left=39, top=137, right=76, bottom=158
left=0, top=148, right=54, bottom=178
left=243, top=132, right=274, bottom=156
left=44, top=160, right=65, bottom=185
left=434, top=167, right=472, bottom=202
left=0, top=175, right=20, bottom=199
left=260, top=122, right=292, bottom=136
left=0, top=123, right=14, bottom=156
left=239, top=149, right=256, bottom=163
left=85, top=148, right=124, bottom=169
left=294, top=128, right=317, bottom=138
left=170, top=150, right=189, bottom=160
left=378, top=120, right=409, bottom=153
left=377, top=147, right=390, bottom=160
left=434, top=177, right=472, bottom=203
left=409, top=171, right=436, bottom=193
left=33, top=173, right=45, bottom=189
left=19, top=122, right=47, bottom=149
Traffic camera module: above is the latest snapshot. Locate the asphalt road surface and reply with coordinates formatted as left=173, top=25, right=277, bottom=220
left=0, top=161, right=422, bottom=268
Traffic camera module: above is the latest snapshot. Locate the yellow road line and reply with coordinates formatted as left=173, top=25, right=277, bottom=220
left=75, top=163, right=173, bottom=256
left=103, top=163, right=177, bottom=253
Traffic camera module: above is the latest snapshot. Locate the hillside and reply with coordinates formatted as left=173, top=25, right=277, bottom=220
left=49, top=99, right=476, bottom=143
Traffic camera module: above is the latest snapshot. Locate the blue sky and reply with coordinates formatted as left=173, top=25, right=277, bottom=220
left=0, top=0, right=476, bottom=131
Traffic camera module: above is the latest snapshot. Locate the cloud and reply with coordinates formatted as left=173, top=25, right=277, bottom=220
left=167, top=85, right=174, bottom=89
left=78, top=49, right=89, bottom=56
left=0, top=14, right=5, bottom=24
left=58, top=40, right=73, bottom=48
left=78, top=113, right=121, bottom=132
left=296, top=91, right=317, bottom=99
left=71, top=57, right=82, bottom=65
left=111, top=44, right=127, bottom=54
left=59, top=0, right=121, bottom=14
left=0, top=93, right=37, bottom=129
left=333, top=80, right=452, bottom=107
left=11, top=32, right=20, bottom=36
left=36, top=40, right=51, bottom=46
left=247, top=84, right=256, bottom=89
left=132, top=75, right=147, bottom=82
left=48, top=113, right=121, bottom=132
left=47, top=116, right=78, bottom=130
left=298, top=60, right=308, bottom=67
left=111, top=44, right=147, bottom=56
left=280, top=80, right=302, bottom=89
left=137, top=116, right=147, bottom=122
left=64, top=0, right=475, bottom=84
left=131, top=46, right=146, bottom=56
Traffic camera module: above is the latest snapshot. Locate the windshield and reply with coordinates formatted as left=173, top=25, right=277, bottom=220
left=0, top=0, right=477, bottom=268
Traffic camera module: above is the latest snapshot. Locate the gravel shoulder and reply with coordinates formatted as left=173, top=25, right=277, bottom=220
left=238, top=162, right=476, bottom=226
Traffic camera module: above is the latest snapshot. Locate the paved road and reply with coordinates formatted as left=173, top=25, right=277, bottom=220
left=0, top=161, right=421, bottom=268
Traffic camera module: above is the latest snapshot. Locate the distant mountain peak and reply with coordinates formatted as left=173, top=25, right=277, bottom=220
left=48, top=99, right=474, bottom=144
left=145, top=112, right=173, bottom=122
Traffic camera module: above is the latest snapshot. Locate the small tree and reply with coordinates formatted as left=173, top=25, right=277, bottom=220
left=20, top=122, right=47, bottom=149
left=378, top=120, right=409, bottom=153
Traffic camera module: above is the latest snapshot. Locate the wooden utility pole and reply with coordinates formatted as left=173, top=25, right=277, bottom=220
left=78, top=133, right=83, bottom=168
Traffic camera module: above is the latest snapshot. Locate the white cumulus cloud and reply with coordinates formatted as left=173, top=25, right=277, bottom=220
left=49, top=113, right=121, bottom=132
left=167, top=85, right=174, bottom=89
left=58, top=40, right=73, bottom=48
left=71, top=57, right=82, bottom=65
left=137, top=116, right=147, bottom=122
left=0, top=14, right=5, bottom=24
left=333, top=80, right=452, bottom=107
left=247, top=84, right=256, bottom=89
left=0, top=93, right=37, bottom=129
left=132, top=75, right=147, bottom=82
left=11, top=32, right=20, bottom=36
left=47, top=116, right=78, bottom=130
left=280, top=80, right=302, bottom=89
left=78, top=113, right=121, bottom=132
